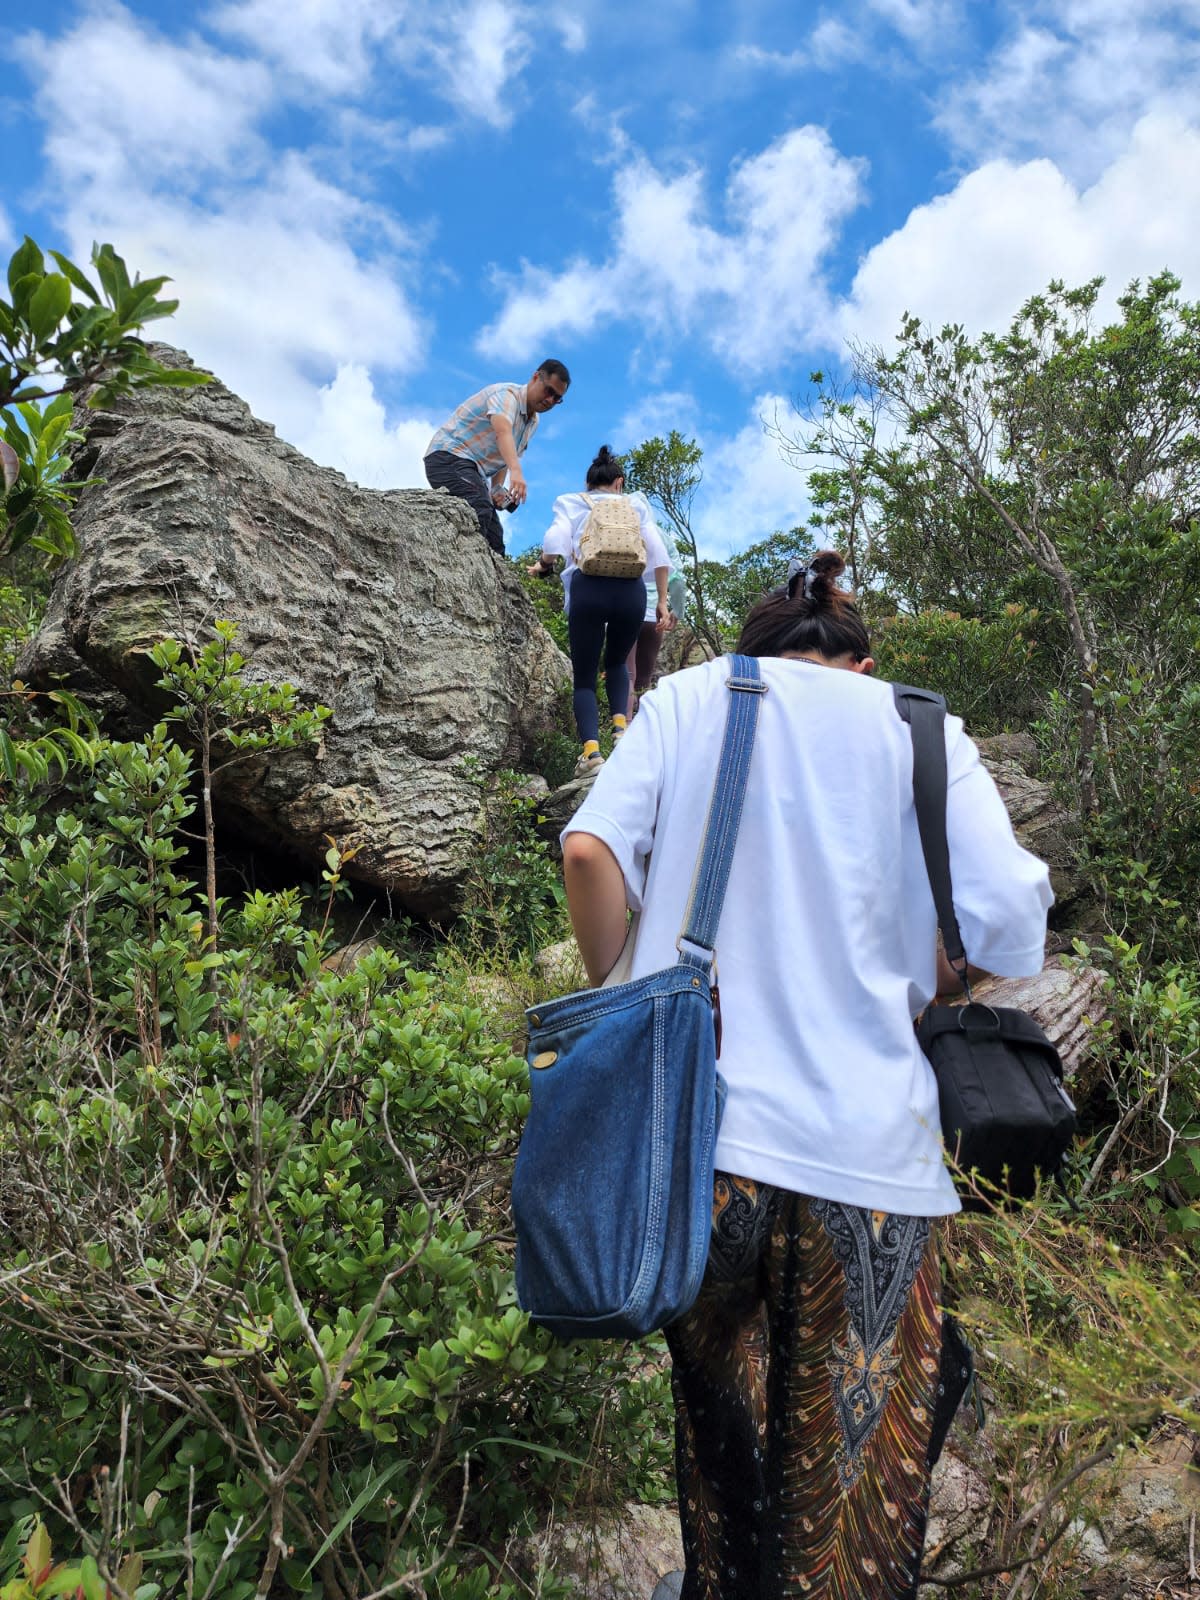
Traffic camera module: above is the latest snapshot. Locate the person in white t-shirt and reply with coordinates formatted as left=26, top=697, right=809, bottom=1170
left=560, top=550, right=1053, bottom=1600
left=527, top=445, right=670, bottom=776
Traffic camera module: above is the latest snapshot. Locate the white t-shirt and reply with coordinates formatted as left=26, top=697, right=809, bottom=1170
left=541, top=490, right=670, bottom=614
left=562, top=656, right=1054, bottom=1217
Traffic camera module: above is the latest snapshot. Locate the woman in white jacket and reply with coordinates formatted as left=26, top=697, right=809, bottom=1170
left=529, top=445, right=670, bottom=776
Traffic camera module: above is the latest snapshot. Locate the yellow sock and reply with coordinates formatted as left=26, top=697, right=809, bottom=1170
left=581, top=739, right=600, bottom=759
left=611, top=715, right=627, bottom=731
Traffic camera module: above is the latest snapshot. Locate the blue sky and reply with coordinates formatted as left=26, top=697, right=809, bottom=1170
left=5, top=0, right=1200, bottom=559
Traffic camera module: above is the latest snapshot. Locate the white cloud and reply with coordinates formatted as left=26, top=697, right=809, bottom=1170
left=17, top=4, right=272, bottom=192
left=734, top=43, right=808, bottom=72
left=693, top=396, right=812, bottom=559
left=208, top=0, right=401, bottom=95
left=479, top=128, right=866, bottom=373
left=18, top=6, right=427, bottom=463
left=737, top=0, right=961, bottom=74
left=615, top=390, right=703, bottom=451
left=63, top=156, right=425, bottom=449
left=836, top=112, right=1200, bottom=349
left=553, top=10, right=587, bottom=52
left=422, top=0, right=534, bottom=126
left=865, top=0, right=960, bottom=44
left=299, top=364, right=436, bottom=490
left=937, top=0, right=1200, bottom=180
left=208, top=0, right=535, bottom=127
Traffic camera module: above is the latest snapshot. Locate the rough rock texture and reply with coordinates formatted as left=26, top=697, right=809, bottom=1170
left=524, top=1504, right=683, bottom=1600
left=19, top=348, right=569, bottom=915
left=1080, top=1431, right=1200, bottom=1590
left=976, top=731, right=1093, bottom=934
left=969, top=958, right=1107, bottom=1092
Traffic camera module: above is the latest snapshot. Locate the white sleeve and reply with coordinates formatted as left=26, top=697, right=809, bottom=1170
left=542, top=496, right=575, bottom=560
left=634, top=496, right=670, bottom=574
left=944, top=718, right=1054, bottom=976
left=560, top=696, right=665, bottom=912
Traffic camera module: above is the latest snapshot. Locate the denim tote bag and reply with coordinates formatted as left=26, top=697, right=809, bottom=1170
left=512, top=656, right=765, bottom=1341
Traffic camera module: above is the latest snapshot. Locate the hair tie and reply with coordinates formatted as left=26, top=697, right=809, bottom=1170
left=785, top=557, right=820, bottom=602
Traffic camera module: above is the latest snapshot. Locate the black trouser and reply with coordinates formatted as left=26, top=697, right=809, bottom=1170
left=424, top=450, right=505, bottom=554
left=567, top=572, right=646, bottom=744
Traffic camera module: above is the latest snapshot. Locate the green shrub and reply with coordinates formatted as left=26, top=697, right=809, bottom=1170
left=0, top=711, right=668, bottom=1598
left=872, top=605, right=1043, bottom=736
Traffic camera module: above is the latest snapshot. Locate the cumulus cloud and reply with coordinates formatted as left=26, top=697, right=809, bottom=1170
left=17, top=4, right=426, bottom=467
left=478, top=128, right=866, bottom=373
left=208, top=0, right=535, bottom=127
left=17, top=5, right=272, bottom=192
left=737, top=0, right=961, bottom=74
left=693, top=396, right=813, bottom=559
left=937, top=0, right=1200, bottom=180
left=836, top=112, right=1200, bottom=350
left=300, top=364, right=436, bottom=490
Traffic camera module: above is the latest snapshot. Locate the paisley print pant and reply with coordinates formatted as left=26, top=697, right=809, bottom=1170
left=665, top=1174, right=959, bottom=1600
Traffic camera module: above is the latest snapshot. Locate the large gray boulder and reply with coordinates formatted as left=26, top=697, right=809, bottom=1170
left=20, top=348, right=569, bottom=916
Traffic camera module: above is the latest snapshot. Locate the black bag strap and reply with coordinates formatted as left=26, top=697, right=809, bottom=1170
left=892, top=683, right=969, bottom=980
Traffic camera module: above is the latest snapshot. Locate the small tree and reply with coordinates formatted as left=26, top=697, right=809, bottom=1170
left=622, top=431, right=724, bottom=656
left=151, top=622, right=330, bottom=951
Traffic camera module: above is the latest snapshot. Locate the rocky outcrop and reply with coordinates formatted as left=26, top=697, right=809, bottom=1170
left=969, top=959, right=1107, bottom=1092
left=976, top=731, right=1093, bottom=935
left=20, top=348, right=569, bottom=916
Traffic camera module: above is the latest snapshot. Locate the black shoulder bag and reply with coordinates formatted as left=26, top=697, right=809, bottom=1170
left=893, top=683, right=1077, bottom=1209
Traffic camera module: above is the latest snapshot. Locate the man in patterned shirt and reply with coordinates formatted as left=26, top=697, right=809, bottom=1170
left=423, top=361, right=571, bottom=554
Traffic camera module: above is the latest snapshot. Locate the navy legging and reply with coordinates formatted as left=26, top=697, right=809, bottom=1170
left=567, top=572, right=646, bottom=744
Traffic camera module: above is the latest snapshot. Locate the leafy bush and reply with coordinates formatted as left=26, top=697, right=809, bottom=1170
left=458, top=768, right=567, bottom=957
left=872, top=605, right=1043, bottom=736
left=0, top=693, right=668, bottom=1598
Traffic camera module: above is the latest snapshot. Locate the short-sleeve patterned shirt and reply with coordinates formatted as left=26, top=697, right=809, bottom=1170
left=425, top=382, right=538, bottom=478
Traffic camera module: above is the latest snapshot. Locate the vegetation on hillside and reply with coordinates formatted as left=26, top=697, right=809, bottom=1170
left=4, top=239, right=1200, bottom=1597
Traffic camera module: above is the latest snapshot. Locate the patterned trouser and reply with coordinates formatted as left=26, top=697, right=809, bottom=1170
left=665, top=1175, right=963, bottom=1600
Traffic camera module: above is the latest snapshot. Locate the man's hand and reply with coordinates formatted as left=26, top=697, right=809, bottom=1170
left=508, top=467, right=528, bottom=505
left=492, top=487, right=513, bottom=509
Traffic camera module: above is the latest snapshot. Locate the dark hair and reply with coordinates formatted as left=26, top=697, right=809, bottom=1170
left=537, top=358, right=571, bottom=385
left=735, top=550, right=871, bottom=661
left=585, top=443, right=624, bottom=489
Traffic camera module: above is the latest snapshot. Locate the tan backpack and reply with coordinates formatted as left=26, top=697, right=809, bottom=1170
left=577, top=493, right=647, bottom=579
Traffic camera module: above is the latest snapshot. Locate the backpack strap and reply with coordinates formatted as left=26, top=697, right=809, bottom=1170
left=891, top=683, right=969, bottom=980
left=676, top=655, right=766, bottom=970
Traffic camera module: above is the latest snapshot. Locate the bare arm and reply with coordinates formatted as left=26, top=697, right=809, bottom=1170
left=489, top=413, right=527, bottom=503
left=935, top=942, right=990, bottom=997
left=563, top=832, right=630, bottom=986
left=654, top=566, right=669, bottom=629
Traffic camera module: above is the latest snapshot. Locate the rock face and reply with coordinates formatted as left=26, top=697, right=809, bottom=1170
left=976, top=731, right=1093, bottom=934
left=20, top=348, right=569, bottom=916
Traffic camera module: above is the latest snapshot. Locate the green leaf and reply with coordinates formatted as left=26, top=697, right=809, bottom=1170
left=7, top=236, right=43, bottom=297
left=0, top=727, right=19, bottom=784
left=301, top=1458, right=410, bottom=1578
left=141, top=366, right=211, bottom=388
left=28, top=274, right=71, bottom=343
left=92, top=242, right=131, bottom=306
left=49, top=249, right=101, bottom=304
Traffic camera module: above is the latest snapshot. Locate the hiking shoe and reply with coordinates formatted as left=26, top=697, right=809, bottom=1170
left=574, top=752, right=604, bottom=778
left=650, top=1574, right=684, bottom=1600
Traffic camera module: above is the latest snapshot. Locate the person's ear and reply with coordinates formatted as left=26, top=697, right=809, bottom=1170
left=850, top=656, right=875, bottom=675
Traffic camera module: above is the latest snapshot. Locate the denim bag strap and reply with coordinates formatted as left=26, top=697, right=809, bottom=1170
left=676, top=654, right=766, bottom=973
